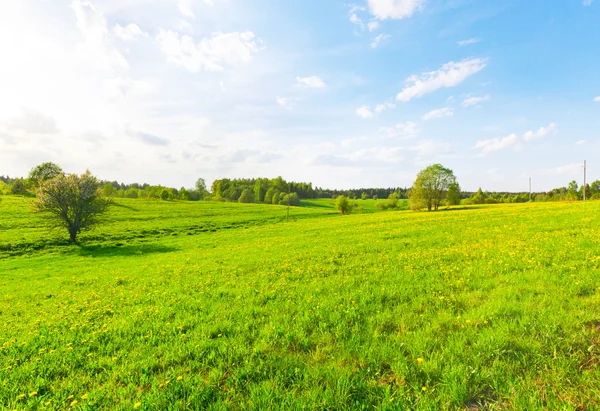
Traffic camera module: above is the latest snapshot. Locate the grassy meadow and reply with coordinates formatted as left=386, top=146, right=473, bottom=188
left=1, top=196, right=600, bottom=410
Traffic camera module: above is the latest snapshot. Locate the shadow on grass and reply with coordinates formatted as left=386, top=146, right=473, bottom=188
left=77, top=243, right=178, bottom=258
left=434, top=205, right=487, bottom=212
left=111, top=202, right=139, bottom=211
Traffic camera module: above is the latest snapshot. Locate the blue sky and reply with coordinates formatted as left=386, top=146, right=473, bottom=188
left=0, top=0, right=598, bottom=191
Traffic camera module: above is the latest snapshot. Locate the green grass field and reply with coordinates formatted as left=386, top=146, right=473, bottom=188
left=1, top=196, right=600, bottom=410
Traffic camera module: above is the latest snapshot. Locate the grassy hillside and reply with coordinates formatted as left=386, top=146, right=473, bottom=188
left=1, top=197, right=600, bottom=409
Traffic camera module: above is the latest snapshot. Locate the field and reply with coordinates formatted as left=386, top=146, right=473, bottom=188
left=1, top=196, right=600, bottom=410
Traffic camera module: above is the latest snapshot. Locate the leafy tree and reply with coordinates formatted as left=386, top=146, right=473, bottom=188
left=361, top=192, right=367, bottom=200
left=409, top=164, right=458, bottom=211
left=34, top=171, right=111, bottom=242
left=238, top=189, right=254, bottom=203
left=271, top=190, right=280, bottom=205
left=591, top=180, right=600, bottom=196
left=288, top=192, right=301, bottom=206
left=179, top=187, right=190, bottom=201
left=471, top=188, right=486, bottom=204
left=195, top=178, right=208, bottom=199
left=160, top=189, right=170, bottom=200
left=373, top=195, right=378, bottom=200
left=124, top=188, right=139, bottom=199
left=388, top=192, right=399, bottom=208
left=567, top=180, right=579, bottom=201
left=335, top=195, right=351, bottom=214
left=10, top=179, right=28, bottom=195
left=102, top=183, right=117, bottom=197
left=195, top=178, right=207, bottom=193
left=446, top=182, right=462, bottom=206
left=264, top=187, right=276, bottom=204
left=28, top=162, right=63, bottom=187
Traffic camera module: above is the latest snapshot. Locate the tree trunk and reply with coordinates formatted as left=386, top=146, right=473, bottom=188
left=69, top=229, right=77, bottom=242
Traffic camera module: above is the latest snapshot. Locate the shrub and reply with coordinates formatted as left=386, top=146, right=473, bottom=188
left=335, top=195, right=351, bottom=214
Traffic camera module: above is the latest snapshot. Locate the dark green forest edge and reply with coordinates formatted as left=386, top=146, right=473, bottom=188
left=1, top=168, right=597, bottom=205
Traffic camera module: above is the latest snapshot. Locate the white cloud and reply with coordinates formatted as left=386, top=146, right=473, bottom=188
left=461, top=94, right=490, bottom=107
left=422, top=107, right=454, bottom=120
left=523, top=123, right=557, bottom=141
left=6, top=108, right=60, bottom=134
left=476, top=133, right=519, bottom=154
left=381, top=121, right=419, bottom=138
left=368, top=21, right=380, bottom=31
left=594, top=96, right=600, bottom=102
left=375, top=102, right=396, bottom=113
left=178, top=0, right=215, bottom=19
left=371, top=33, right=391, bottom=48
left=576, top=140, right=586, bottom=145
left=71, top=0, right=128, bottom=70
left=296, top=76, right=326, bottom=88
left=477, top=123, right=557, bottom=154
left=350, top=13, right=363, bottom=26
left=543, top=163, right=582, bottom=176
left=458, top=38, right=481, bottom=47
left=583, top=0, right=593, bottom=6
left=367, top=0, right=425, bottom=20
left=113, top=23, right=149, bottom=41
left=396, top=58, right=488, bottom=102
left=276, top=97, right=296, bottom=109
left=156, top=30, right=261, bottom=72
left=348, top=4, right=366, bottom=13
left=356, top=106, right=374, bottom=119
left=410, top=140, right=452, bottom=157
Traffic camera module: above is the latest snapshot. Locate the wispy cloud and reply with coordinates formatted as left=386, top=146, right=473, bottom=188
left=113, top=23, right=149, bottom=41
left=381, top=121, right=420, bottom=138
left=371, top=33, right=391, bottom=48
left=476, top=133, right=519, bottom=154
left=356, top=102, right=396, bottom=118
left=367, top=0, right=425, bottom=20
left=296, top=76, right=326, bottom=88
left=356, top=106, right=374, bottom=119
left=457, top=38, right=481, bottom=47
left=461, top=94, right=490, bottom=107
left=127, top=129, right=170, bottom=146
left=396, top=58, right=488, bottom=102
left=523, top=123, right=557, bottom=141
left=156, top=30, right=262, bottom=72
left=476, top=123, right=557, bottom=154
left=422, top=107, right=454, bottom=120
left=594, top=96, right=600, bottom=102
left=583, top=0, right=593, bottom=6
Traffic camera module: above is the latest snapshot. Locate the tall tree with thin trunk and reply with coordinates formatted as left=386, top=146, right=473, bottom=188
left=409, top=164, right=458, bottom=211
left=34, top=171, right=111, bottom=242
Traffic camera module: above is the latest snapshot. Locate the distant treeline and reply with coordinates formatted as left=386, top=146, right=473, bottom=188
left=2, top=173, right=599, bottom=204
left=210, top=176, right=409, bottom=203
left=463, top=180, right=600, bottom=204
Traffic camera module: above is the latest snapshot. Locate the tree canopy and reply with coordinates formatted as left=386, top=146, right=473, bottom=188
left=28, top=162, right=63, bottom=186
left=34, top=171, right=112, bottom=242
left=409, top=164, right=458, bottom=211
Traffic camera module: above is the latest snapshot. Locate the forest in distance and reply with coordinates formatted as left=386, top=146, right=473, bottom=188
left=0, top=169, right=596, bottom=205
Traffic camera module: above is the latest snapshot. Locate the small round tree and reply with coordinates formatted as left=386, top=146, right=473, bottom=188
left=409, top=164, right=458, bottom=211
left=335, top=195, right=351, bottom=214
left=34, top=171, right=112, bottom=242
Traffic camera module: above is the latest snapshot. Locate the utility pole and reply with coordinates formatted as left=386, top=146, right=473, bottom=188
left=583, top=160, right=587, bottom=201
left=529, top=177, right=532, bottom=202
